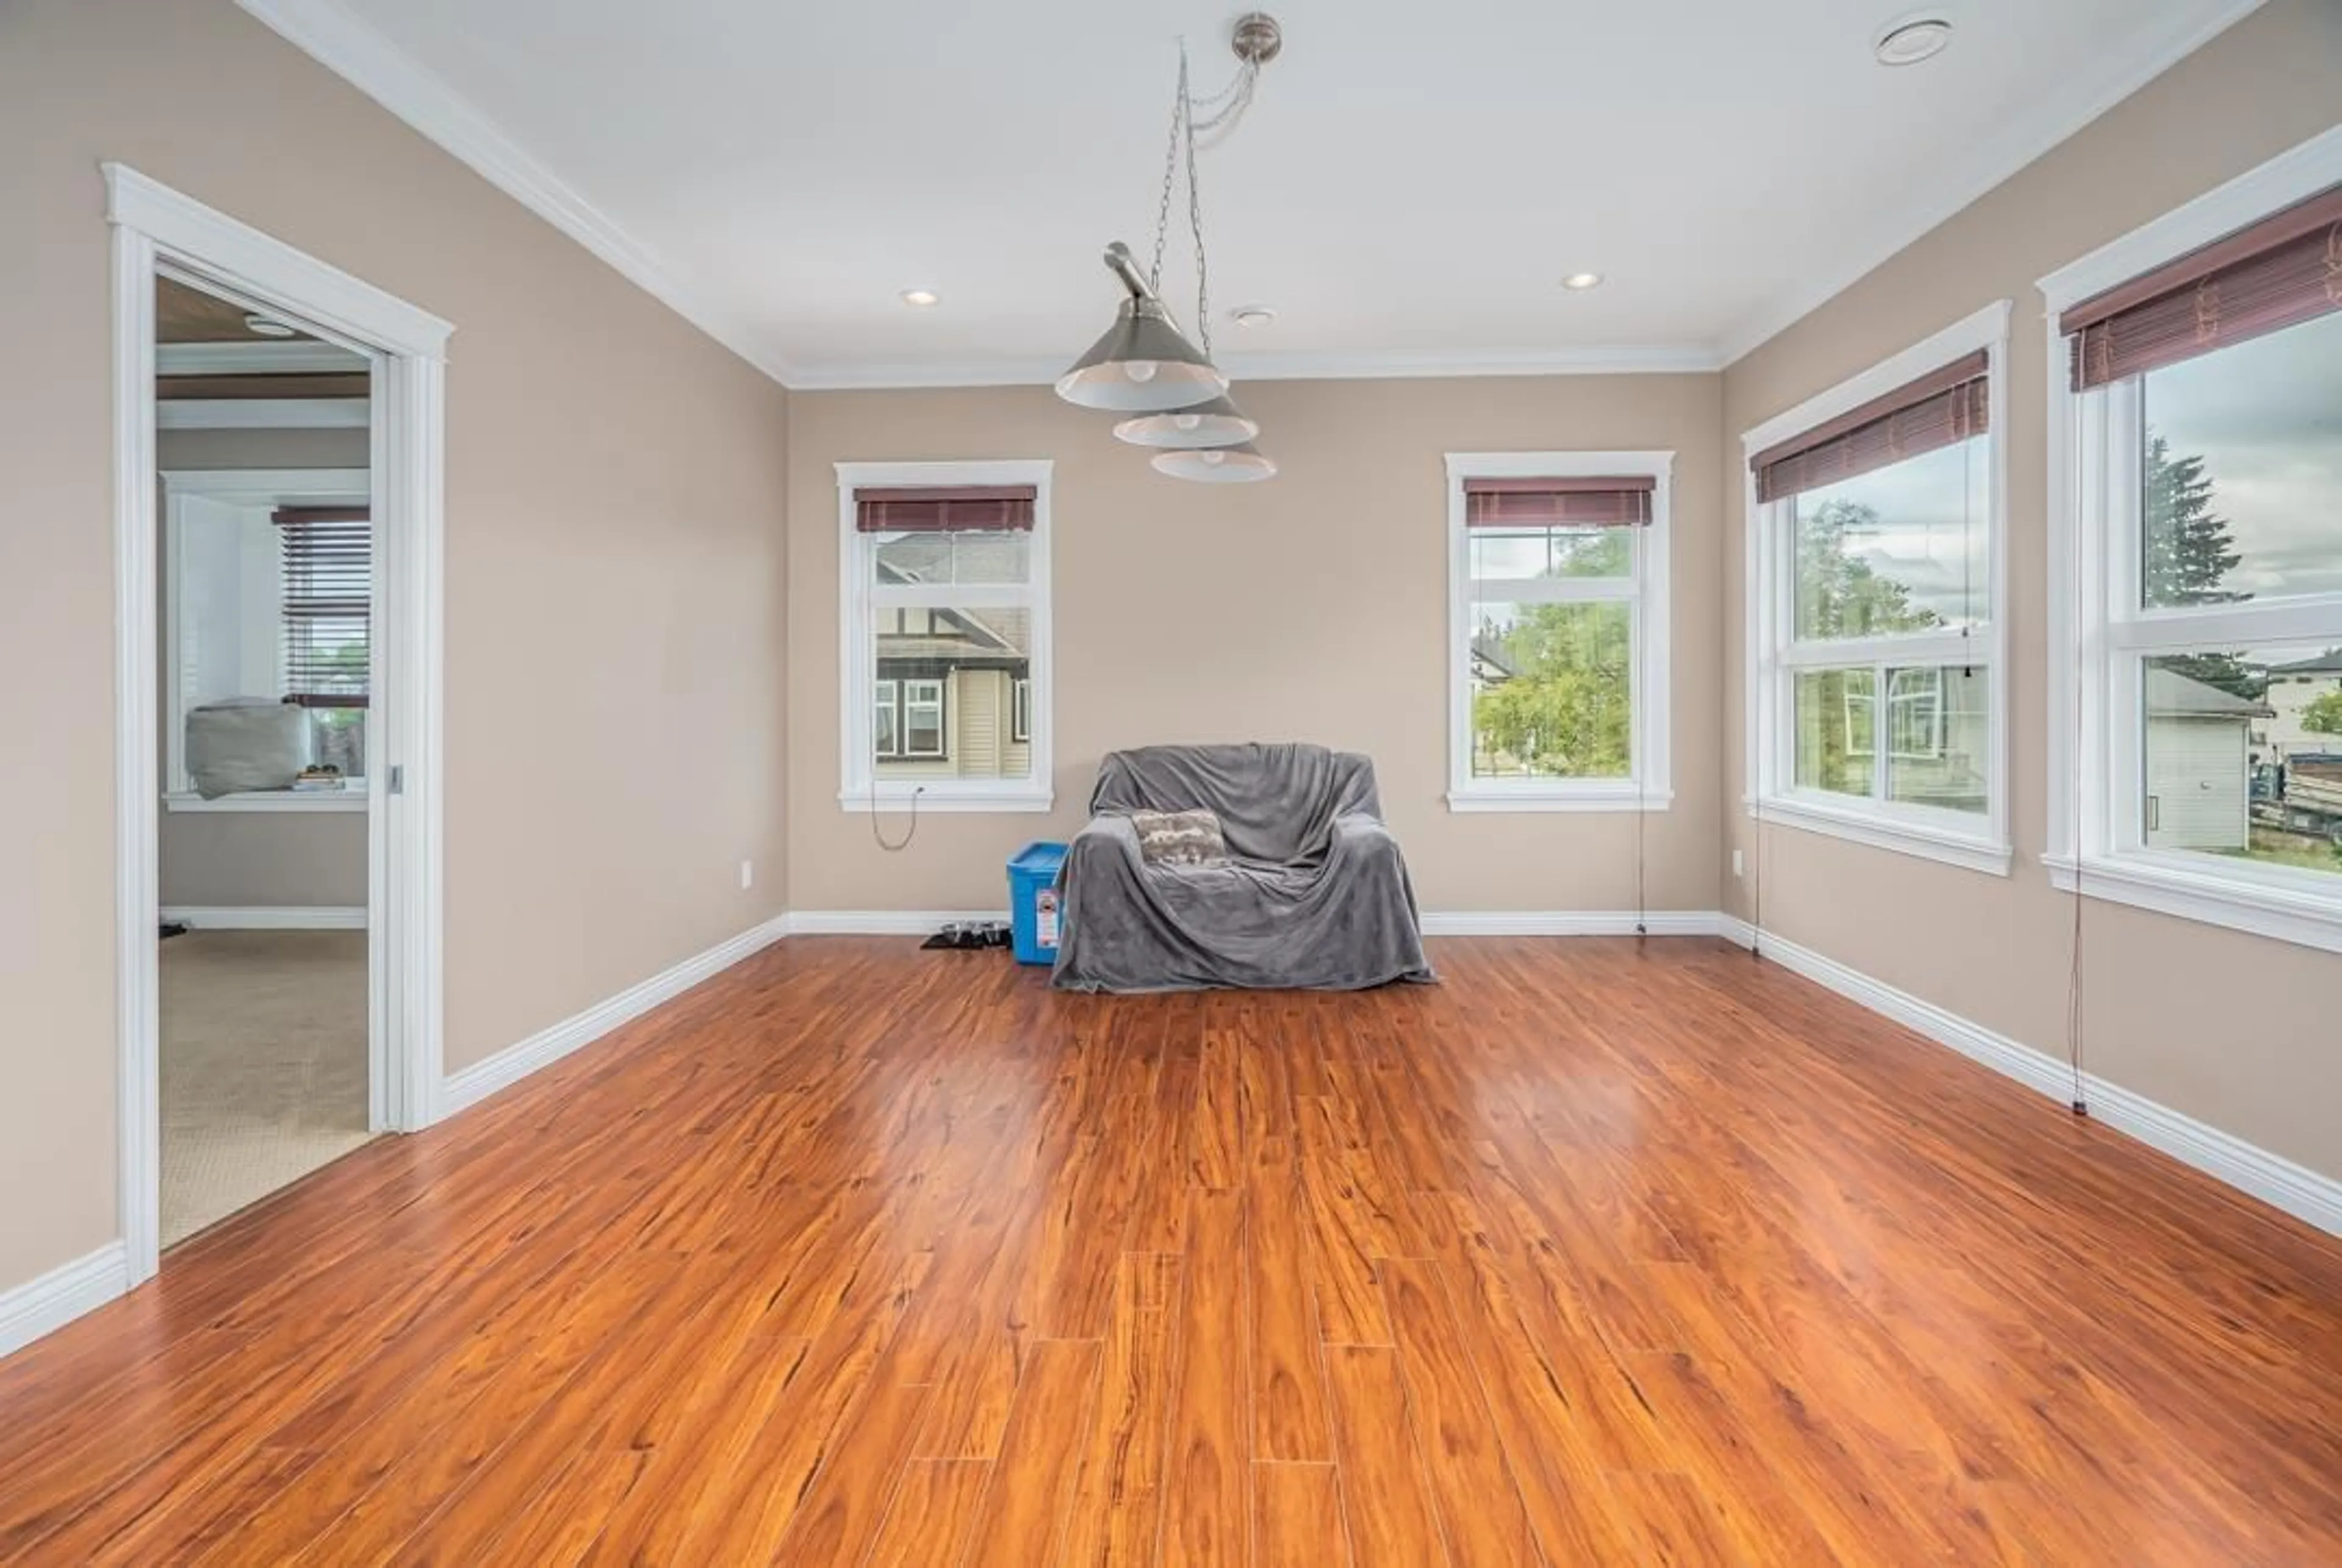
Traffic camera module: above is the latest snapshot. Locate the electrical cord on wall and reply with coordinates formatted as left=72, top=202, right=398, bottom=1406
left=870, top=783, right=926, bottom=854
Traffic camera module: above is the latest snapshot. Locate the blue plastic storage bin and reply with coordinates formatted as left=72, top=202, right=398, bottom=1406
left=1008, top=842, right=1069, bottom=965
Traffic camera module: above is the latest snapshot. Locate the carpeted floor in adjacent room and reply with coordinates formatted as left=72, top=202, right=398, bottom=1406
left=160, top=928, right=374, bottom=1247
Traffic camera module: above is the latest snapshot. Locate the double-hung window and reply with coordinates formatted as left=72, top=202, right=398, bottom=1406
left=1745, top=303, right=2010, bottom=874
left=837, top=460, right=1052, bottom=811
left=2044, top=150, right=2342, bottom=951
left=1445, top=452, right=1672, bottom=812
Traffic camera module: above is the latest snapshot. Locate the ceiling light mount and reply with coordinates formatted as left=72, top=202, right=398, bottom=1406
left=1874, top=13, right=1953, bottom=66
left=1230, top=12, right=1283, bottom=67
left=242, top=313, right=298, bottom=338
left=1561, top=271, right=1604, bottom=292
left=1231, top=304, right=1277, bottom=329
left=900, top=288, right=939, bottom=307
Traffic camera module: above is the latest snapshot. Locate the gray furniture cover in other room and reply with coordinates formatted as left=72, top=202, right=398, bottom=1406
left=1051, top=743, right=1434, bottom=992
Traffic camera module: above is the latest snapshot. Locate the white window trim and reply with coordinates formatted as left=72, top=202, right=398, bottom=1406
left=160, top=467, right=372, bottom=814
left=901, top=678, right=948, bottom=760
left=835, top=459, right=1053, bottom=813
left=1742, top=299, right=2014, bottom=877
left=1443, top=451, right=1674, bottom=813
left=2039, top=124, right=2342, bottom=953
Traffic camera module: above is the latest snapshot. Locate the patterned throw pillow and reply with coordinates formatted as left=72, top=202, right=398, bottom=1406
left=1130, top=808, right=1231, bottom=868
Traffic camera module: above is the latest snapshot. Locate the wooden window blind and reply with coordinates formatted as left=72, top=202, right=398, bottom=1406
left=1461, top=475, right=1655, bottom=527
left=1750, top=352, right=1989, bottom=504
left=2061, top=184, right=2342, bottom=390
left=854, top=485, right=1036, bottom=532
left=274, top=506, right=370, bottom=709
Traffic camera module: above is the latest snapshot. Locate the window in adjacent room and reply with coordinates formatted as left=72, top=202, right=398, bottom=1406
left=2046, top=166, right=2342, bottom=950
left=160, top=471, right=372, bottom=809
left=1444, top=452, right=1673, bottom=811
left=836, top=460, right=1053, bottom=811
left=1744, top=301, right=2009, bottom=874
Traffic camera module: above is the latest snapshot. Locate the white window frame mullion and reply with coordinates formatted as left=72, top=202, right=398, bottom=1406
left=834, top=459, right=1053, bottom=813
left=1444, top=450, right=1674, bottom=814
left=1741, top=299, right=2013, bottom=877
left=2039, top=122, right=2342, bottom=952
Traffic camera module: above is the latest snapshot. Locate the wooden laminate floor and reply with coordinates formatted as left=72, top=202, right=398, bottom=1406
left=4, top=937, right=2341, bottom=1565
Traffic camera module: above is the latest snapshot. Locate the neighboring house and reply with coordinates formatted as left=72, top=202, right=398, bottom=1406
left=872, top=540, right=1031, bottom=781
left=2256, top=648, right=2342, bottom=765
left=2146, top=667, right=2274, bottom=851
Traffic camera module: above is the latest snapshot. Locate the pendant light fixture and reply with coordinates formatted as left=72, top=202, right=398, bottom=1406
left=1055, top=245, right=1227, bottom=413
left=1058, top=15, right=1283, bottom=481
left=1151, top=443, right=1278, bottom=482
left=1113, top=393, right=1259, bottom=449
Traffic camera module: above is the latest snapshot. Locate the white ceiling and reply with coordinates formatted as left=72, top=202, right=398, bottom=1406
left=243, top=0, right=2261, bottom=387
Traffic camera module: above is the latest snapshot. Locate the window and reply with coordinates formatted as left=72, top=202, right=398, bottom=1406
left=2045, top=157, right=2342, bottom=950
left=1744, top=303, right=2010, bottom=873
left=1445, top=453, right=1672, bottom=811
left=837, top=460, right=1052, bottom=811
left=902, top=678, right=947, bottom=759
left=160, top=471, right=370, bottom=812
left=278, top=507, right=370, bottom=782
left=873, top=679, right=900, bottom=757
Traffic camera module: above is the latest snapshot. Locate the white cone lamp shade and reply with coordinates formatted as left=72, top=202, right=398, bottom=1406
left=1055, top=297, right=1228, bottom=413
left=1113, top=393, right=1259, bottom=449
left=1151, top=442, right=1278, bottom=482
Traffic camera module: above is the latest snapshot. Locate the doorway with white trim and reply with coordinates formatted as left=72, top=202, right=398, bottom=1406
left=109, top=166, right=448, bottom=1286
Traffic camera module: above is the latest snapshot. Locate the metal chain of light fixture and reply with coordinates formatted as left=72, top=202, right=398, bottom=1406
left=1055, top=15, right=1280, bottom=482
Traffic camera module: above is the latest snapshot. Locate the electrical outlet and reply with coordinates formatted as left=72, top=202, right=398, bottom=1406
left=739, top=859, right=754, bottom=890
left=1731, top=849, right=1744, bottom=878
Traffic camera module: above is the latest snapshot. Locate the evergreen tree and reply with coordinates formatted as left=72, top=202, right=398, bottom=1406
left=2143, top=432, right=2260, bottom=699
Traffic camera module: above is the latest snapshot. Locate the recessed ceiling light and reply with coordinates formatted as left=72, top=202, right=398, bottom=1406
left=900, top=288, right=940, bottom=307
left=243, top=313, right=298, bottom=337
left=1231, top=304, right=1277, bottom=328
left=1874, top=15, right=1952, bottom=66
left=1561, top=272, right=1604, bottom=292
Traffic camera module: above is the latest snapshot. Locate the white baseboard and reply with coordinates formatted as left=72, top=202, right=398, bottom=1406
left=782, top=909, right=1729, bottom=939
left=1420, top=911, right=1724, bottom=937
left=162, top=904, right=367, bottom=930
left=782, top=910, right=1006, bottom=936
left=1714, top=917, right=2342, bottom=1237
left=440, top=914, right=789, bottom=1117
left=0, top=1242, right=130, bottom=1360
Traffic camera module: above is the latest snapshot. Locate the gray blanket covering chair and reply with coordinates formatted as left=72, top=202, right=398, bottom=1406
left=1050, top=743, right=1435, bottom=992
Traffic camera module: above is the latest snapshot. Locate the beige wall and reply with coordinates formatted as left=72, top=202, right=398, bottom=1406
left=788, top=376, right=1724, bottom=915
left=0, top=0, right=789, bottom=1292
left=1721, top=0, right=2342, bottom=1181
left=160, top=815, right=368, bottom=909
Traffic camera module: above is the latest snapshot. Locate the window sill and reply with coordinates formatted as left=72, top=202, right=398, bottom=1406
left=163, top=789, right=367, bottom=814
left=837, top=786, right=1054, bottom=815
left=1749, top=792, right=2010, bottom=876
left=2045, top=851, right=2342, bottom=956
left=1447, top=786, right=1672, bottom=815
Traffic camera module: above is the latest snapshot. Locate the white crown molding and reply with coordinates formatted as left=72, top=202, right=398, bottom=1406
left=162, top=905, right=368, bottom=929
left=156, top=341, right=367, bottom=375
left=1716, top=0, right=2268, bottom=366
left=237, top=0, right=2261, bottom=390
left=440, top=913, right=789, bottom=1117
left=0, top=1243, right=131, bottom=1359
left=156, top=398, right=368, bottom=429
left=2036, top=121, right=2342, bottom=313
left=233, top=0, right=800, bottom=384
left=787, top=343, right=1727, bottom=392
left=1715, top=918, right=2342, bottom=1238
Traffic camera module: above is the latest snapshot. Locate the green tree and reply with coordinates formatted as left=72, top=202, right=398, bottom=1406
left=1795, top=500, right=1941, bottom=639
left=2143, top=433, right=2261, bottom=700
left=2304, top=689, right=2342, bottom=736
left=1471, top=603, right=1630, bottom=778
